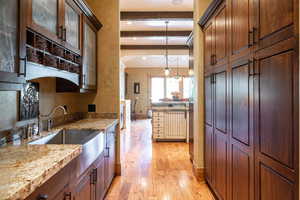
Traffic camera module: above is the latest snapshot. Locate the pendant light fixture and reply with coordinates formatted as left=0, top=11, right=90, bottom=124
left=175, top=56, right=182, bottom=81
left=164, top=21, right=170, bottom=76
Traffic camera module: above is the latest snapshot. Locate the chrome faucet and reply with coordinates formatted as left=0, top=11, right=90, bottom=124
left=40, top=105, right=68, bottom=131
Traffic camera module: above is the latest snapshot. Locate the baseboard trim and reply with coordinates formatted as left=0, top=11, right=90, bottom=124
left=115, top=163, right=122, bottom=176
left=193, top=166, right=205, bottom=182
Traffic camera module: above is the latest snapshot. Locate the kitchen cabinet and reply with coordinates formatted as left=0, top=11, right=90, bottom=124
left=63, top=0, right=82, bottom=53
left=230, top=0, right=253, bottom=61
left=25, top=123, right=118, bottom=200
left=104, top=124, right=116, bottom=190
left=73, top=168, right=94, bottom=200
left=81, top=17, right=97, bottom=91
left=199, top=0, right=299, bottom=199
left=0, top=0, right=26, bottom=90
left=203, top=1, right=228, bottom=73
left=0, top=0, right=102, bottom=91
left=204, top=22, right=214, bottom=71
left=29, top=0, right=63, bottom=44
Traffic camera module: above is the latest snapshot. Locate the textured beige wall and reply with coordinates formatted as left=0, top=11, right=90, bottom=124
left=125, top=67, right=189, bottom=116
left=193, top=0, right=212, bottom=169
left=84, top=0, right=120, bottom=115
left=84, top=0, right=121, bottom=169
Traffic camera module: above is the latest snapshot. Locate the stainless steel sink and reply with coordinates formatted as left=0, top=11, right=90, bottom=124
left=29, top=129, right=100, bottom=145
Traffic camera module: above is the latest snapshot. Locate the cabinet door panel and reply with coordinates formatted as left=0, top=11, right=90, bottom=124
left=258, top=51, right=294, bottom=168
left=231, top=0, right=251, bottom=56
left=204, top=23, right=213, bottom=69
left=215, top=6, right=227, bottom=63
left=259, top=163, right=294, bottom=200
left=83, top=20, right=97, bottom=89
left=215, top=71, right=227, bottom=133
left=232, top=146, right=251, bottom=200
left=0, top=0, right=18, bottom=74
left=255, top=0, right=294, bottom=48
left=65, top=2, right=80, bottom=50
left=32, top=0, right=58, bottom=34
left=232, top=63, right=250, bottom=145
left=74, top=172, right=93, bottom=200
left=205, top=75, right=213, bottom=125
left=214, top=132, right=228, bottom=199
left=205, top=125, right=214, bottom=184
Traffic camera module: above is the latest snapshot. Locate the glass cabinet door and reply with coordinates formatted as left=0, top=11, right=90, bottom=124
left=0, top=0, right=18, bottom=73
left=65, top=2, right=80, bottom=50
left=32, top=0, right=58, bottom=35
left=82, top=21, right=97, bottom=89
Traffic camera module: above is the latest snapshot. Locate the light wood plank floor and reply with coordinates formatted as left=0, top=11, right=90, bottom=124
left=105, top=120, right=215, bottom=200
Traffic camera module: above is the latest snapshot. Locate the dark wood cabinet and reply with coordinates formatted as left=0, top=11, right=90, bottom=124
left=200, top=0, right=299, bottom=199
left=0, top=0, right=26, bottom=90
left=229, top=0, right=253, bottom=60
left=73, top=169, right=94, bottom=200
left=204, top=22, right=214, bottom=70
left=0, top=0, right=102, bottom=91
left=253, top=0, right=295, bottom=50
left=203, top=1, right=228, bottom=73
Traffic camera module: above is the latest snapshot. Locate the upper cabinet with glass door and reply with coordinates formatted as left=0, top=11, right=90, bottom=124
left=0, top=0, right=26, bottom=90
left=29, top=0, right=63, bottom=43
left=63, top=0, right=81, bottom=53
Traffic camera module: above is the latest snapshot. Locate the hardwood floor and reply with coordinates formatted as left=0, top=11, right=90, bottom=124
left=105, top=120, right=215, bottom=200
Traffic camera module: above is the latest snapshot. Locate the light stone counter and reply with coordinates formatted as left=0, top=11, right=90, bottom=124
left=0, top=118, right=118, bottom=200
left=0, top=144, right=82, bottom=200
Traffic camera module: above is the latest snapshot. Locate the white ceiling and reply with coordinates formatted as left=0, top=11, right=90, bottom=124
left=120, top=0, right=193, bottom=11
left=121, top=20, right=193, bottom=31
left=122, top=55, right=189, bottom=68
left=121, top=36, right=189, bottom=45
left=120, top=0, right=193, bottom=68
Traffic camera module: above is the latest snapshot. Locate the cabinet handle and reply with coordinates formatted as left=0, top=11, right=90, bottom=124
left=19, top=56, right=27, bottom=77
left=210, top=55, right=214, bottom=65
left=64, top=192, right=72, bottom=200
left=91, top=168, right=97, bottom=184
left=252, top=27, right=257, bottom=45
left=63, top=28, right=67, bottom=42
left=248, top=30, right=253, bottom=47
left=38, top=194, right=48, bottom=200
left=213, top=55, right=217, bottom=65
left=58, top=26, right=63, bottom=39
left=249, top=59, right=259, bottom=76
left=82, top=74, right=86, bottom=86
left=105, top=147, right=109, bottom=158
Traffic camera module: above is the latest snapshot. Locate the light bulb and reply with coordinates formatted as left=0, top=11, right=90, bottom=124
left=126, top=21, right=133, bottom=25
left=142, top=56, right=147, bottom=60
left=165, top=68, right=170, bottom=76
left=188, top=69, right=194, bottom=76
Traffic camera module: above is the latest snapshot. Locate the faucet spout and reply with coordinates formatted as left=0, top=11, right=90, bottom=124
left=40, top=105, right=68, bottom=119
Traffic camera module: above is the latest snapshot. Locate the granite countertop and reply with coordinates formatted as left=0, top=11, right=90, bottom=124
left=55, top=118, right=118, bottom=131
left=0, top=144, right=82, bottom=200
left=0, top=118, right=118, bottom=200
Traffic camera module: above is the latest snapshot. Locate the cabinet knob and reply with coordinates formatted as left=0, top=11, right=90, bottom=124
left=38, top=194, right=48, bottom=200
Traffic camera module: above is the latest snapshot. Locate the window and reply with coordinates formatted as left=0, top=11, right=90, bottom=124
left=151, top=77, right=164, bottom=102
left=183, top=77, right=193, bottom=99
left=151, top=76, right=192, bottom=102
left=166, top=78, right=181, bottom=98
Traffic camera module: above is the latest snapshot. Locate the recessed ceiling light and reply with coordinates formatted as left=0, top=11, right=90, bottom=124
left=172, top=0, right=183, bottom=5
left=126, top=21, right=133, bottom=25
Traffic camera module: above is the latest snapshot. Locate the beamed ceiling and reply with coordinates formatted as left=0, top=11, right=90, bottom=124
left=120, top=0, right=194, bottom=68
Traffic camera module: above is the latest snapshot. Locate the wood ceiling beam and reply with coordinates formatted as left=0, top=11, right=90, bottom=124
left=121, top=45, right=189, bottom=50
left=121, top=12, right=193, bottom=21
left=121, top=31, right=192, bottom=37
